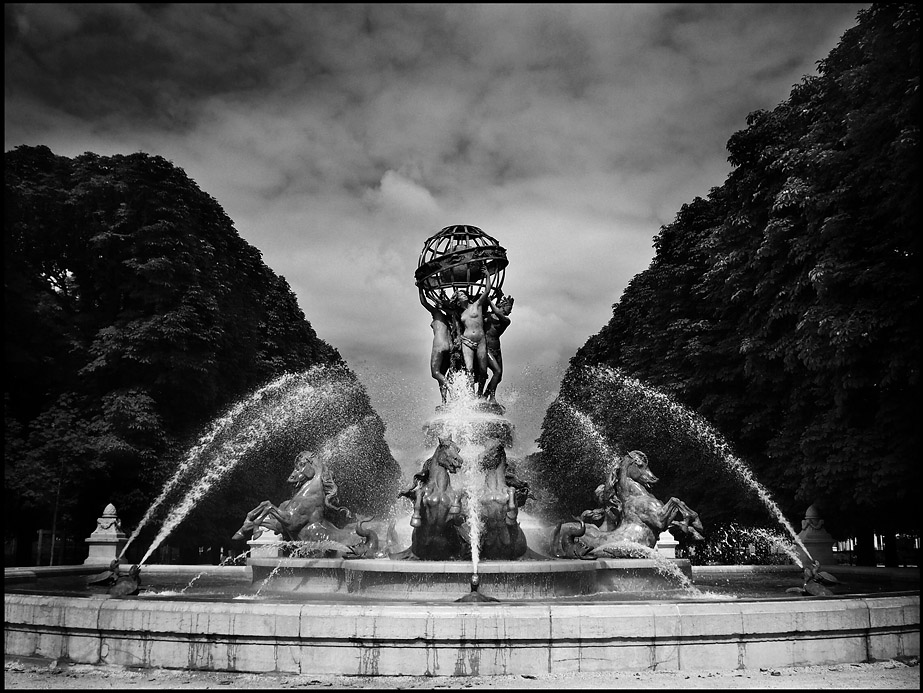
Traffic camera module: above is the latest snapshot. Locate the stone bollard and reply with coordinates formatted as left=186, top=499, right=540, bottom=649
left=656, top=530, right=679, bottom=558
left=84, top=503, right=127, bottom=564
left=796, top=503, right=836, bottom=567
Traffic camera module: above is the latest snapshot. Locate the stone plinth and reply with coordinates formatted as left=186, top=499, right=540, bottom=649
left=83, top=503, right=127, bottom=565
left=656, top=530, right=679, bottom=558
left=248, top=530, right=284, bottom=558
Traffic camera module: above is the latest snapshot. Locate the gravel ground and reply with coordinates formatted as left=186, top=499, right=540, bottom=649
left=5, top=656, right=919, bottom=689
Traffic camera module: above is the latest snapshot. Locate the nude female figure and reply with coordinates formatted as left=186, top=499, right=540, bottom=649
left=451, top=263, right=493, bottom=395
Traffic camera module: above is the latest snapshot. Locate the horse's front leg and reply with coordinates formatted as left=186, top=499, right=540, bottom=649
left=448, top=489, right=461, bottom=520
left=505, top=487, right=518, bottom=526
left=411, top=486, right=424, bottom=527
left=663, top=498, right=705, bottom=540
left=259, top=505, right=298, bottom=540
left=232, top=500, right=274, bottom=539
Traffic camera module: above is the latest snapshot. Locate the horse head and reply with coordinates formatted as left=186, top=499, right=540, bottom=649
left=624, top=450, right=658, bottom=489
left=435, top=436, right=463, bottom=473
left=289, top=451, right=319, bottom=486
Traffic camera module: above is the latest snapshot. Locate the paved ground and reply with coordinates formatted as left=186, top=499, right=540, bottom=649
left=4, top=655, right=919, bottom=689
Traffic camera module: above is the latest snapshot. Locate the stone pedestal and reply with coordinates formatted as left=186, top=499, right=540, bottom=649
left=656, top=530, right=679, bottom=558
left=84, top=503, right=127, bottom=564
left=248, top=530, right=284, bottom=558
left=796, top=503, right=836, bottom=566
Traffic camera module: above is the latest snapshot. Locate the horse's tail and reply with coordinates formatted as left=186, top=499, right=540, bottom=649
left=355, top=517, right=379, bottom=553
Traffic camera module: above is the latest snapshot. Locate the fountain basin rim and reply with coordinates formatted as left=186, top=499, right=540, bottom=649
left=693, top=564, right=919, bottom=579
left=4, top=564, right=252, bottom=584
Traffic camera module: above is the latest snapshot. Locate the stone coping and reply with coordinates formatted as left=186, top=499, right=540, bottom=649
left=4, top=564, right=251, bottom=583
left=8, top=562, right=916, bottom=579
left=5, top=565, right=104, bottom=583
left=693, top=564, right=920, bottom=580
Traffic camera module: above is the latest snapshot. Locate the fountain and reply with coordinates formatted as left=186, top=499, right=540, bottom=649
left=5, top=224, right=919, bottom=676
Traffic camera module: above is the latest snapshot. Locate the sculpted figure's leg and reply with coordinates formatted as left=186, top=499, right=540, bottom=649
left=475, top=340, right=489, bottom=396
left=430, top=346, right=450, bottom=399
left=485, top=351, right=502, bottom=399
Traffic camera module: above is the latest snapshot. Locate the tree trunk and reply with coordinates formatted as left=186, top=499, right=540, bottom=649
left=882, top=532, right=899, bottom=567
left=855, top=530, right=876, bottom=566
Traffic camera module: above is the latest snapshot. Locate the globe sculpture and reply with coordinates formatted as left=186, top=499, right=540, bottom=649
left=414, top=224, right=508, bottom=309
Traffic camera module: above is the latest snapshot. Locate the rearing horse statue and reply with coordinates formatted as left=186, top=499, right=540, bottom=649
left=392, top=436, right=466, bottom=560
left=232, top=451, right=354, bottom=544
left=580, top=450, right=704, bottom=552
left=474, top=438, right=528, bottom=560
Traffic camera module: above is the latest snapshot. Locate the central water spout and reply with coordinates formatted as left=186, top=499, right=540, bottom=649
left=455, top=572, right=499, bottom=603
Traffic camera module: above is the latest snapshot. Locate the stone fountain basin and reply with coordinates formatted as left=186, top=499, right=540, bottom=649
left=4, top=563, right=919, bottom=676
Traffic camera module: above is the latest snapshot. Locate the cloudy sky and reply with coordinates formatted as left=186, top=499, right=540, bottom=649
left=5, top=3, right=868, bottom=464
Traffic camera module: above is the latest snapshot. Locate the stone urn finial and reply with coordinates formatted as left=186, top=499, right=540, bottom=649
left=84, top=502, right=128, bottom=565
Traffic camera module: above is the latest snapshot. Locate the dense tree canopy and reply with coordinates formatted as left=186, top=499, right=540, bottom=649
left=4, top=146, right=401, bottom=562
left=534, top=4, right=920, bottom=547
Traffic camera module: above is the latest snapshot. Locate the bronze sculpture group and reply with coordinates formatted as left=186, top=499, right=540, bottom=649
left=420, top=261, right=513, bottom=404
left=231, top=225, right=704, bottom=565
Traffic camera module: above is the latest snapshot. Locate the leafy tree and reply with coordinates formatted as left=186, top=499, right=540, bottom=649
left=4, top=146, right=401, bottom=563
left=536, top=3, right=920, bottom=555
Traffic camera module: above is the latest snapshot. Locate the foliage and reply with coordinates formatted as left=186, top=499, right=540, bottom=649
left=4, top=146, right=401, bottom=558
left=536, top=4, right=920, bottom=540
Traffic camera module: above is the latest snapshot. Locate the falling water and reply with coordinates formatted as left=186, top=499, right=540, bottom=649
left=250, top=541, right=344, bottom=598
left=587, top=365, right=814, bottom=562
left=556, top=399, right=623, bottom=463
left=178, top=549, right=252, bottom=594
left=429, top=370, right=492, bottom=573
left=593, top=540, right=699, bottom=593
left=127, top=365, right=366, bottom=565
left=122, top=370, right=307, bottom=556
left=737, top=524, right=806, bottom=568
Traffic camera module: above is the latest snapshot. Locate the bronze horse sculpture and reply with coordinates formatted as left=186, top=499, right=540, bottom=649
left=392, top=436, right=466, bottom=560
left=576, top=450, right=704, bottom=554
left=472, top=439, right=529, bottom=560
left=232, top=451, right=357, bottom=550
